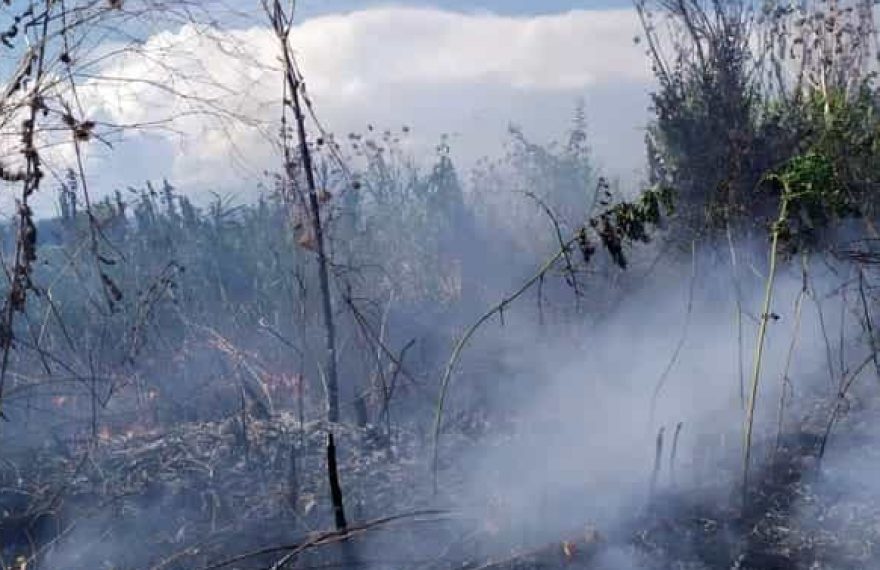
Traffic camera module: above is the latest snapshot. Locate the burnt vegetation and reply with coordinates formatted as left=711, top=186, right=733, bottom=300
left=3, top=0, right=880, bottom=569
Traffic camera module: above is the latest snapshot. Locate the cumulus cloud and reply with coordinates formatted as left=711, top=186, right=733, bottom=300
left=31, top=7, right=652, bottom=214
left=293, top=8, right=648, bottom=90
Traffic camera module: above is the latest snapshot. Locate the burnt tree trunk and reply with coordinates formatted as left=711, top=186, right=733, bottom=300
left=268, top=0, right=348, bottom=533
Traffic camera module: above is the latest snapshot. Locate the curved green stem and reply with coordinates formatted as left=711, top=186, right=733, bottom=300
left=431, top=241, right=573, bottom=493
left=743, top=190, right=789, bottom=506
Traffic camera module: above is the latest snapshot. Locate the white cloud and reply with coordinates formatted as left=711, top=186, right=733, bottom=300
left=293, top=8, right=649, bottom=90
left=30, top=7, right=652, bottom=214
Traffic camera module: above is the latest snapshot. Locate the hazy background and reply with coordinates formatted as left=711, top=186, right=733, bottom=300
left=14, top=2, right=653, bottom=216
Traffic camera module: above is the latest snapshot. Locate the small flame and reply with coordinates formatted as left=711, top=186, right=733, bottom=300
left=122, top=423, right=150, bottom=439
left=98, top=427, right=112, bottom=441
left=52, top=396, right=68, bottom=407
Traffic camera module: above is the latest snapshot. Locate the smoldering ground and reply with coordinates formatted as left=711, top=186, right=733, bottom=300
left=4, top=209, right=879, bottom=570
left=424, top=241, right=873, bottom=569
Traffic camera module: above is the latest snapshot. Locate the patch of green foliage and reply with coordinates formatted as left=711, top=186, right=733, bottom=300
left=582, top=185, right=675, bottom=269
left=643, top=2, right=880, bottom=248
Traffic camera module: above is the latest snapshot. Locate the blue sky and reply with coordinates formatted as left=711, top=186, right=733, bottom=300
left=296, top=0, right=633, bottom=18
